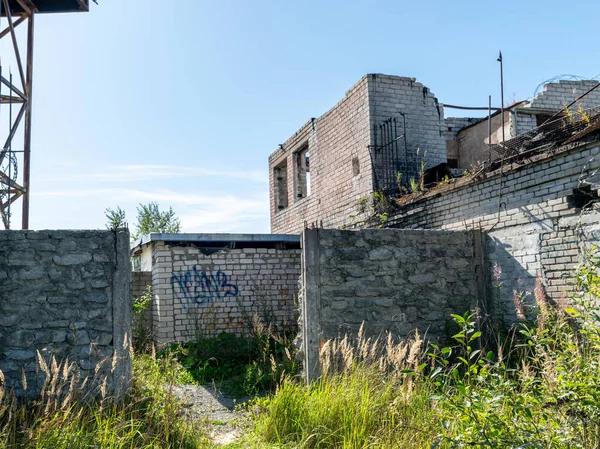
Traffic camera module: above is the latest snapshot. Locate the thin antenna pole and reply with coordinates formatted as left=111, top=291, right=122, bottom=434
left=495, top=51, right=506, bottom=227
left=488, top=95, right=492, bottom=165
left=22, top=12, right=34, bottom=229
left=498, top=51, right=505, bottom=146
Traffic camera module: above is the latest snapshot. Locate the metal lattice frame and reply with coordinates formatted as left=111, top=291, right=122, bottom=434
left=0, top=0, right=34, bottom=229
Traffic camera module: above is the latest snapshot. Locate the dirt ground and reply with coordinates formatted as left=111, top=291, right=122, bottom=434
left=170, top=384, right=248, bottom=446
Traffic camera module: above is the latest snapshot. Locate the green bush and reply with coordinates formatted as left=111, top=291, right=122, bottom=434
left=250, top=249, right=600, bottom=449
left=167, top=330, right=298, bottom=398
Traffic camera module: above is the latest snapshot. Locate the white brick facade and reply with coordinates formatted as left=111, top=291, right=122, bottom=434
left=270, top=74, right=447, bottom=235
left=132, top=236, right=301, bottom=343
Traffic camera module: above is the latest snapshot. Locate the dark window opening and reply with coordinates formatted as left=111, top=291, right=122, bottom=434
left=274, top=161, right=288, bottom=211
left=352, top=156, right=360, bottom=176
left=294, top=144, right=310, bottom=200
left=568, top=185, right=599, bottom=209
left=536, top=114, right=555, bottom=127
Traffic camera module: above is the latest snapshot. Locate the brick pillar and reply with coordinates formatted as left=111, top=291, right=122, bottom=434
left=151, top=242, right=175, bottom=343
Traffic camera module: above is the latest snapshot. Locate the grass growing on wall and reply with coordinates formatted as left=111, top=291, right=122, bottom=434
left=0, top=354, right=211, bottom=449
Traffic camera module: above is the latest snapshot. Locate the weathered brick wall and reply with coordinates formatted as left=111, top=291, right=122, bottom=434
left=369, top=74, right=447, bottom=180
left=270, top=76, right=373, bottom=234
left=513, top=112, right=538, bottom=135
left=131, top=271, right=152, bottom=337
left=0, top=229, right=131, bottom=398
left=131, top=271, right=151, bottom=297
left=299, top=228, right=480, bottom=381
left=529, top=80, right=600, bottom=111
left=151, top=243, right=301, bottom=342
left=270, top=74, right=449, bottom=235
left=514, top=80, right=600, bottom=136
left=386, top=143, right=600, bottom=319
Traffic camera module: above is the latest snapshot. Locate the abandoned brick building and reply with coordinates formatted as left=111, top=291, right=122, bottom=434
left=269, top=74, right=600, bottom=235
left=269, top=74, right=600, bottom=328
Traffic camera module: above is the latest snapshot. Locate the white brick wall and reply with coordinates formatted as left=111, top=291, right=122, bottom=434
left=529, top=80, right=600, bottom=112
left=150, top=243, right=301, bottom=342
left=270, top=74, right=447, bottom=234
left=386, top=143, right=600, bottom=321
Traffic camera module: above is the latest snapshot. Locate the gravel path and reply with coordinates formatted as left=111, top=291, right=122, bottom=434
left=171, top=384, right=248, bottom=445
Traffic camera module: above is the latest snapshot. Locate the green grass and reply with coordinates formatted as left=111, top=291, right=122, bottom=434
left=167, top=329, right=298, bottom=398
left=4, top=251, right=600, bottom=448
left=247, top=249, right=600, bottom=448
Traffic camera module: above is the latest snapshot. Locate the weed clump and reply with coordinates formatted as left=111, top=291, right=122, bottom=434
left=0, top=352, right=209, bottom=448
left=250, top=249, right=600, bottom=449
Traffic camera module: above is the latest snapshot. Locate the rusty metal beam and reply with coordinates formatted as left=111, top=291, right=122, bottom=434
left=0, top=75, right=26, bottom=100
left=1, top=190, right=22, bottom=208
left=76, top=0, right=89, bottom=11
left=0, top=94, right=24, bottom=103
left=15, top=0, right=37, bottom=15
left=0, top=171, right=24, bottom=191
left=0, top=102, right=26, bottom=164
left=0, top=204, right=9, bottom=228
left=2, top=0, right=26, bottom=90
left=0, top=14, right=26, bottom=39
left=21, top=11, right=33, bottom=229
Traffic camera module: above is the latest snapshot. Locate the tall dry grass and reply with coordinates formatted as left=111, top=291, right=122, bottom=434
left=0, top=349, right=211, bottom=449
left=251, top=250, right=600, bottom=448
left=252, top=326, right=438, bottom=448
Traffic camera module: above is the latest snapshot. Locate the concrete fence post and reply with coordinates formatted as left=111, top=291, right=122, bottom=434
left=302, top=229, right=322, bottom=383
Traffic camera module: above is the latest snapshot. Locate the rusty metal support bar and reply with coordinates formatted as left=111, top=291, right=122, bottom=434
left=15, top=0, right=38, bottom=15
left=0, top=14, right=26, bottom=39
left=1, top=191, right=22, bottom=208
left=21, top=11, right=33, bottom=229
left=0, top=74, right=26, bottom=99
left=0, top=102, right=26, bottom=164
left=2, top=0, right=26, bottom=89
left=0, top=172, right=24, bottom=191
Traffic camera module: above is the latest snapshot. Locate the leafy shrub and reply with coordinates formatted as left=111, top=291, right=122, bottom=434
left=132, top=285, right=154, bottom=353
left=168, top=327, right=298, bottom=398
left=251, top=249, right=600, bottom=449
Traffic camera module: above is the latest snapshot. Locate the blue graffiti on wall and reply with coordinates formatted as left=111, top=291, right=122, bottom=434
left=171, top=267, right=239, bottom=307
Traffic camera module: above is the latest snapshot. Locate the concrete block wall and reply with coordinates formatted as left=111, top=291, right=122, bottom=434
left=0, top=229, right=131, bottom=398
left=299, top=228, right=480, bottom=381
left=270, top=76, right=374, bottom=234
left=151, top=243, right=301, bottom=342
left=386, top=143, right=600, bottom=319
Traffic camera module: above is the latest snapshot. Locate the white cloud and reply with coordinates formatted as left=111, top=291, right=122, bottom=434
left=38, top=164, right=267, bottom=184
left=36, top=187, right=270, bottom=233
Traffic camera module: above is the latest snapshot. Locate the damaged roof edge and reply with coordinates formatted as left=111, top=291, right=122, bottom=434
left=131, top=232, right=301, bottom=254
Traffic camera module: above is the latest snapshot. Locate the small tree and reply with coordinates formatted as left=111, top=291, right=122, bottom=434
left=132, top=202, right=181, bottom=240
left=105, top=206, right=127, bottom=230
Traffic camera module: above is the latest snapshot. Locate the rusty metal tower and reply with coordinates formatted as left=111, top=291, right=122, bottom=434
left=0, top=0, right=88, bottom=229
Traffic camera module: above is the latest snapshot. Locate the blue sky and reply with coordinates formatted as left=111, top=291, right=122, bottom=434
left=6, top=0, right=600, bottom=232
